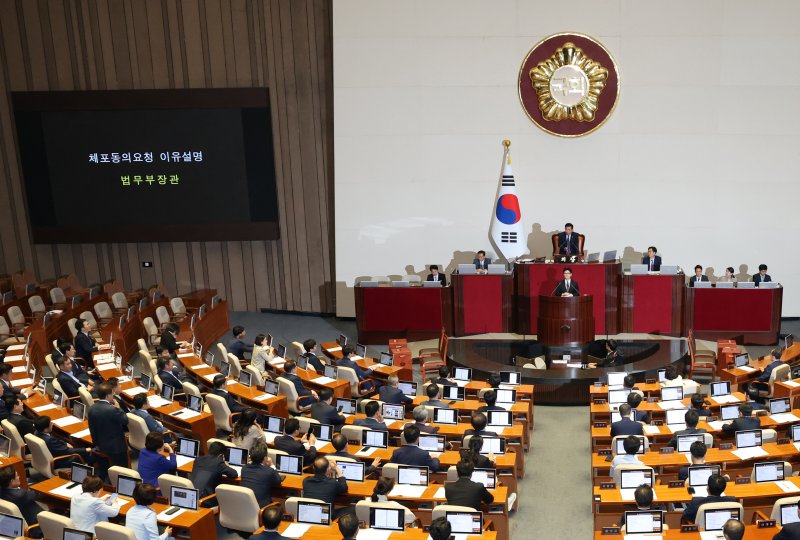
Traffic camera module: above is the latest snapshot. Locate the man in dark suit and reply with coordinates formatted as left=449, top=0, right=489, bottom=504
left=249, top=505, right=291, bottom=540
left=273, top=418, right=317, bottom=465
left=228, top=326, right=253, bottom=360
left=379, top=375, right=412, bottom=405
left=554, top=267, right=580, bottom=297
left=757, top=349, right=784, bottom=383
left=406, top=406, right=439, bottom=434
left=87, top=382, right=129, bottom=475
left=159, top=323, right=182, bottom=354
left=390, top=425, right=441, bottom=471
left=641, top=246, right=662, bottom=272
left=682, top=474, right=737, bottom=523
left=337, top=345, right=374, bottom=382
left=354, top=400, right=389, bottom=431
left=723, top=519, right=745, bottom=540
left=74, top=318, right=99, bottom=369
left=473, top=251, right=491, bottom=272
left=337, top=513, right=360, bottom=540
left=610, top=404, right=644, bottom=437
left=302, top=339, right=326, bottom=373
left=303, top=457, right=348, bottom=504
left=6, top=398, right=34, bottom=439
left=240, top=442, right=283, bottom=508
left=445, top=460, right=494, bottom=510
left=667, top=410, right=707, bottom=448
left=753, top=264, right=772, bottom=286
left=774, top=505, right=800, bottom=539
left=432, top=366, right=456, bottom=387
left=33, top=416, right=93, bottom=466
left=426, top=265, right=447, bottom=285
left=627, top=393, right=651, bottom=424
left=463, top=412, right=497, bottom=440
left=331, top=434, right=380, bottom=474
left=722, top=402, right=760, bottom=434
left=157, top=357, right=185, bottom=399
left=310, top=388, right=345, bottom=430
left=51, top=337, right=71, bottom=365
left=420, top=383, right=450, bottom=409
left=189, top=441, right=238, bottom=506
left=0, top=364, right=31, bottom=402
left=678, top=441, right=709, bottom=481
left=556, top=223, right=581, bottom=256
left=211, top=374, right=247, bottom=413
left=55, top=355, right=93, bottom=399
left=688, top=265, right=709, bottom=287
left=107, top=377, right=130, bottom=414
left=477, top=389, right=505, bottom=413
left=282, top=360, right=318, bottom=401
left=0, top=466, right=43, bottom=538
left=689, top=393, right=712, bottom=417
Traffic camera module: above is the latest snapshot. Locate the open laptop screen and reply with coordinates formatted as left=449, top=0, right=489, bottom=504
left=677, top=434, right=705, bottom=454
left=442, top=385, right=465, bottom=401
left=704, top=509, right=740, bottom=531
left=665, top=408, right=688, bottom=426
left=355, top=343, right=367, bottom=358
left=479, top=436, right=506, bottom=455
left=336, top=398, right=356, bottom=415
left=660, top=386, right=683, bottom=401
left=418, top=434, right=446, bottom=453
left=445, top=511, right=483, bottom=535
left=276, top=454, right=303, bottom=475
left=734, top=353, right=749, bottom=368
left=735, top=429, right=762, bottom=448
left=710, top=382, right=730, bottom=397
left=770, top=397, right=791, bottom=414
left=379, top=352, right=393, bottom=366
left=362, top=430, right=388, bottom=448
left=116, top=474, right=141, bottom=497
left=186, top=394, right=203, bottom=412
left=721, top=404, right=740, bottom=421
left=495, top=389, right=516, bottom=404
left=624, top=511, right=663, bottom=535
left=169, top=486, right=198, bottom=510
left=499, top=371, right=520, bottom=386
left=619, top=469, right=654, bottom=489
left=608, top=388, right=631, bottom=405
left=471, top=468, right=497, bottom=489
left=755, top=461, right=785, bottom=483
left=781, top=503, right=800, bottom=525
left=176, top=438, right=199, bottom=458
left=0, top=513, right=23, bottom=540
left=397, top=465, right=429, bottom=486
left=487, top=410, right=512, bottom=427
left=224, top=447, right=248, bottom=467
left=382, top=403, right=405, bottom=421
left=453, top=367, right=471, bottom=382
left=398, top=381, right=417, bottom=396
left=370, top=507, right=404, bottom=531
left=433, top=408, right=457, bottom=425
left=607, top=372, right=626, bottom=388
left=337, top=461, right=365, bottom=483
left=309, top=423, right=333, bottom=442
left=265, top=415, right=285, bottom=434
left=688, top=465, right=720, bottom=487
left=297, top=502, right=332, bottom=525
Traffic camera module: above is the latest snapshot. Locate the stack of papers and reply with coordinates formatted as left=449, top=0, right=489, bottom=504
left=731, top=446, right=768, bottom=460
left=566, top=362, right=584, bottom=368
left=355, top=530, right=393, bottom=540
left=10, top=378, right=33, bottom=387
left=253, top=393, right=274, bottom=401
left=6, top=345, right=25, bottom=352
left=33, top=404, right=58, bottom=413
left=11, top=366, right=26, bottom=374
left=642, top=426, right=661, bottom=435
left=776, top=480, right=800, bottom=493
left=202, top=373, right=218, bottom=382
left=147, top=396, right=171, bottom=408
left=177, top=353, right=195, bottom=358
left=738, top=366, right=756, bottom=373
left=281, top=524, right=311, bottom=539
left=96, top=363, right=117, bottom=372
left=123, top=387, right=148, bottom=397
left=52, top=416, right=81, bottom=428
left=712, top=395, right=741, bottom=405
left=72, top=429, right=91, bottom=439
left=350, top=355, right=363, bottom=361
left=175, top=455, right=195, bottom=467
left=310, top=439, right=329, bottom=450
left=706, top=421, right=726, bottom=431
left=311, top=376, right=336, bottom=385
left=770, top=413, right=800, bottom=424
left=156, top=507, right=187, bottom=521
left=388, top=484, right=426, bottom=498
left=658, top=401, right=686, bottom=410
left=667, top=424, right=687, bottom=433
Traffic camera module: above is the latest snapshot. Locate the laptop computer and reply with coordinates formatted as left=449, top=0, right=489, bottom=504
left=116, top=474, right=141, bottom=497
left=606, top=372, right=626, bottom=388
left=369, top=507, right=404, bottom=531
left=72, top=400, right=86, bottom=421
left=337, top=461, right=365, bottom=483
left=770, top=397, right=791, bottom=415
left=734, top=353, right=750, bottom=368
left=324, top=365, right=338, bottom=379
left=458, top=264, right=476, bottom=275
left=166, top=486, right=198, bottom=513
left=276, top=454, right=303, bottom=475
left=665, top=408, right=689, bottom=428
left=186, top=394, right=203, bottom=413
left=397, top=465, right=429, bottom=486
left=225, top=447, right=248, bottom=475
left=620, top=469, right=654, bottom=492
left=630, top=264, right=648, bottom=275
left=238, top=370, right=252, bottom=388
left=161, top=384, right=175, bottom=403
left=398, top=380, right=417, bottom=397
left=677, top=434, right=705, bottom=454
left=793, top=424, right=800, bottom=443
left=487, top=410, right=512, bottom=427
left=471, top=468, right=497, bottom=489
left=264, top=380, right=279, bottom=396
left=735, top=429, right=762, bottom=448
left=296, top=501, right=332, bottom=525
left=615, top=436, right=646, bottom=455
left=586, top=252, right=600, bottom=263
left=687, top=465, right=720, bottom=496
left=392, top=281, right=409, bottom=288
left=608, top=388, right=631, bottom=410
left=219, top=361, right=231, bottom=378
left=309, top=423, right=333, bottom=442
left=445, top=511, right=483, bottom=536
left=362, top=430, right=389, bottom=449
left=660, top=265, right=678, bottom=275
left=338, top=334, right=348, bottom=347
left=63, top=528, right=93, bottom=540
left=623, top=510, right=664, bottom=535
left=175, top=437, right=199, bottom=466
left=755, top=461, right=785, bottom=483
left=53, top=389, right=64, bottom=408
left=0, top=513, right=23, bottom=540
left=360, top=280, right=379, bottom=288
left=657, top=369, right=667, bottom=383
left=422, top=281, right=441, bottom=287
left=499, top=371, right=520, bottom=386
left=660, top=386, right=683, bottom=402
left=296, top=355, right=308, bottom=370
left=710, top=381, right=731, bottom=397
left=760, top=282, right=780, bottom=289
left=276, top=344, right=287, bottom=359
left=265, top=415, right=285, bottom=436
left=694, top=281, right=712, bottom=288
left=442, top=385, right=465, bottom=402
left=781, top=502, right=800, bottom=525
left=382, top=403, right=405, bottom=421
left=0, top=435, right=10, bottom=460
left=336, top=398, right=356, bottom=415
left=68, top=463, right=93, bottom=489
left=716, top=281, right=734, bottom=288
left=495, top=388, right=516, bottom=404
left=487, top=264, right=505, bottom=275
left=379, top=352, right=394, bottom=366
left=433, top=408, right=457, bottom=425
left=418, top=434, right=446, bottom=454
left=479, top=436, right=506, bottom=455
left=704, top=508, right=741, bottom=531
left=355, top=343, right=367, bottom=358
left=602, top=250, right=617, bottom=262
left=720, top=404, right=741, bottom=421
left=140, top=373, right=152, bottom=390
left=453, top=367, right=472, bottom=382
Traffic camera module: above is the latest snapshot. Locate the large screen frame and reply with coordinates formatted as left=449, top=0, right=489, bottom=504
left=11, top=88, right=279, bottom=243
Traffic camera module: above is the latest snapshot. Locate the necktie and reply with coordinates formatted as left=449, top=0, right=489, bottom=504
left=649, top=259, right=653, bottom=270
left=566, top=236, right=570, bottom=254
left=566, top=280, right=570, bottom=291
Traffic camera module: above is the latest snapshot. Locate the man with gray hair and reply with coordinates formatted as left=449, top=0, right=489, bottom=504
left=722, top=518, right=744, bottom=540
left=404, top=405, right=439, bottom=434
left=378, top=375, right=412, bottom=405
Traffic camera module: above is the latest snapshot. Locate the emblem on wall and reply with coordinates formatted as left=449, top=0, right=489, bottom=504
left=518, top=33, right=620, bottom=137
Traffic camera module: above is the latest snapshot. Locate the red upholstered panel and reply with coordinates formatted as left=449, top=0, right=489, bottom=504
left=528, top=264, right=608, bottom=334
left=693, top=289, right=774, bottom=331
left=360, top=288, right=443, bottom=331
left=632, top=276, right=674, bottom=333
left=462, top=276, right=504, bottom=334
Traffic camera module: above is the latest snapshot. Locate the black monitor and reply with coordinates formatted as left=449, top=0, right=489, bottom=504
left=445, top=511, right=483, bottom=535
left=276, top=454, right=303, bottom=475
left=116, top=474, right=141, bottom=497
left=297, top=501, right=332, bottom=525
left=369, top=507, right=404, bottom=531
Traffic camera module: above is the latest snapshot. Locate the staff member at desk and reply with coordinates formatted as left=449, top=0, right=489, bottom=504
left=473, top=251, right=491, bottom=272
left=554, top=267, right=579, bottom=297
left=688, top=265, right=709, bottom=287
left=718, top=267, right=737, bottom=283
left=641, top=246, right=662, bottom=271
left=426, top=265, right=447, bottom=285
left=753, top=264, right=772, bottom=285
left=556, top=222, right=581, bottom=255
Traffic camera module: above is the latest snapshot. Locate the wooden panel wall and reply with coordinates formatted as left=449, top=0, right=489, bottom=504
left=0, top=0, right=335, bottom=313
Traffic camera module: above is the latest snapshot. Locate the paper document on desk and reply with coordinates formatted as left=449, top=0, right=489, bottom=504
left=658, top=401, right=686, bottom=410
left=566, top=362, right=584, bottom=368
left=784, top=380, right=800, bottom=388
left=777, top=480, right=800, bottom=493
left=310, top=439, right=328, bottom=450
left=52, top=416, right=81, bottom=427
left=72, top=429, right=91, bottom=439
left=6, top=345, right=25, bottom=352
left=177, top=353, right=195, bottom=358
left=667, top=425, right=686, bottom=433
left=454, top=380, right=468, bottom=387
left=355, top=529, right=393, bottom=540
left=281, top=524, right=311, bottom=539
left=711, top=395, right=741, bottom=405
left=176, top=455, right=194, bottom=467
left=202, top=373, right=218, bottom=382
left=692, top=486, right=708, bottom=497
left=389, top=484, right=426, bottom=498
left=264, top=432, right=279, bottom=444
left=326, top=346, right=342, bottom=352
left=620, top=488, right=658, bottom=502
left=33, top=404, right=58, bottom=413
left=96, top=363, right=117, bottom=371
left=737, top=366, right=756, bottom=373
left=11, top=366, right=26, bottom=374
left=350, top=355, right=363, bottom=361
left=50, top=483, right=84, bottom=498
left=732, top=446, right=768, bottom=460
left=156, top=507, right=187, bottom=522
left=123, top=387, right=148, bottom=397
left=643, top=426, right=661, bottom=435
left=311, top=376, right=336, bottom=385
left=699, top=532, right=724, bottom=540
left=253, top=393, right=274, bottom=401
left=624, top=535, right=664, bottom=540
left=116, top=376, right=131, bottom=383
left=10, top=378, right=32, bottom=387
left=770, top=413, right=800, bottom=424
left=147, top=395, right=171, bottom=408
left=706, top=421, right=726, bottom=431
left=171, top=409, right=201, bottom=420
left=432, top=487, right=446, bottom=499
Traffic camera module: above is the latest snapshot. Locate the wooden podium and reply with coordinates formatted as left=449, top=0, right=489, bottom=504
left=537, top=295, right=595, bottom=346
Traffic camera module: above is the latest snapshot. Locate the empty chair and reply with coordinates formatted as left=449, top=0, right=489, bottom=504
left=340, top=425, right=368, bottom=444
left=94, top=301, right=114, bottom=324
left=226, top=353, right=243, bottom=379
left=244, top=365, right=264, bottom=388
left=49, top=288, right=67, bottom=309
left=291, top=341, right=306, bottom=360
left=0, top=316, right=23, bottom=346
left=6, top=306, right=27, bottom=333
left=215, top=343, right=229, bottom=365
left=762, top=428, right=778, bottom=444
left=169, top=297, right=190, bottom=321
left=95, top=522, right=137, bottom=540
left=28, top=295, right=47, bottom=319
left=370, top=276, right=391, bottom=283
left=107, top=466, right=140, bottom=488
left=216, top=485, right=262, bottom=533
left=67, top=317, right=79, bottom=338
left=142, top=317, right=160, bottom=345
left=155, top=306, right=172, bottom=327
left=337, top=366, right=376, bottom=397
left=1, top=420, right=26, bottom=458
left=205, top=393, right=235, bottom=433
left=137, top=338, right=151, bottom=354
left=182, top=381, right=202, bottom=398
left=78, top=387, right=95, bottom=409
left=126, top=413, right=149, bottom=451
left=111, top=292, right=128, bottom=312
left=296, top=416, right=320, bottom=435
left=380, top=463, right=400, bottom=481
left=36, top=511, right=76, bottom=540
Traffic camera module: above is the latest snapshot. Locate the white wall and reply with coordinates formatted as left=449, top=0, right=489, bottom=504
left=333, top=0, right=800, bottom=317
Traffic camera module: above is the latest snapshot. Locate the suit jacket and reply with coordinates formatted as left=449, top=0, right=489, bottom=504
left=137, top=448, right=177, bottom=488
left=641, top=255, right=663, bottom=272
left=248, top=531, right=291, bottom=540
left=774, top=522, right=800, bottom=540
left=426, top=273, right=447, bottom=285
left=610, top=418, right=644, bottom=438
left=556, top=232, right=580, bottom=255
left=273, top=434, right=316, bottom=465
left=0, top=486, right=41, bottom=527
left=472, top=258, right=491, bottom=270
left=421, top=399, right=450, bottom=409
left=463, top=428, right=497, bottom=440
left=554, top=280, right=580, bottom=296
left=477, top=405, right=505, bottom=413
left=189, top=455, right=238, bottom=498
left=36, top=430, right=73, bottom=458
left=301, top=474, right=347, bottom=504
left=379, top=386, right=412, bottom=405
left=753, top=273, right=772, bottom=285
left=87, top=400, right=129, bottom=454
left=0, top=379, right=23, bottom=401
left=682, top=494, right=737, bottom=523
left=459, top=449, right=493, bottom=469
left=160, top=331, right=180, bottom=353
left=305, top=352, right=326, bottom=373
left=721, top=416, right=760, bottom=433
left=337, top=356, right=372, bottom=381
left=632, top=409, right=651, bottom=424
left=212, top=388, right=246, bottom=413
left=405, top=421, right=439, bottom=434
left=228, top=339, right=253, bottom=360
left=310, top=401, right=345, bottom=427
left=130, top=409, right=167, bottom=435
left=7, top=413, right=35, bottom=439
left=444, top=477, right=494, bottom=510
left=57, top=371, right=84, bottom=399
left=759, top=360, right=784, bottom=383
left=354, top=417, right=388, bottom=431
left=240, top=463, right=283, bottom=507
left=688, top=275, right=709, bottom=287
left=74, top=331, right=98, bottom=369
left=691, top=406, right=711, bottom=417
left=284, top=372, right=311, bottom=397
left=667, top=427, right=707, bottom=448
left=389, top=445, right=440, bottom=470
left=114, top=395, right=130, bottom=414
left=433, top=377, right=456, bottom=388
left=158, top=369, right=184, bottom=393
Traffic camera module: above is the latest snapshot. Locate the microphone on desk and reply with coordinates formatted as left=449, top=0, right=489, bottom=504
left=551, top=282, right=562, bottom=296
left=561, top=324, right=571, bottom=332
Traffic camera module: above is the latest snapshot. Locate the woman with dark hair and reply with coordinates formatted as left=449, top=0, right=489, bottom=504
left=459, top=435, right=495, bottom=469
left=718, top=267, right=737, bottom=283
left=137, top=432, right=176, bottom=491
left=126, top=483, right=173, bottom=540
left=232, top=408, right=265, bottom=450
left=368, top=476, right=416, bottom=525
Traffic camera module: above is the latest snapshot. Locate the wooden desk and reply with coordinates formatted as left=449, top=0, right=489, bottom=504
left=594, top=525, right=774, bottom=539
left=278, top=523, right=497, bottom=540
left=31, top=476, right=217, bottom=540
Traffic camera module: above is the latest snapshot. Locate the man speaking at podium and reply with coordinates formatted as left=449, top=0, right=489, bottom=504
left=554, top=268, right=580, bottom=297
left=557, top=223, right=581, bottom=255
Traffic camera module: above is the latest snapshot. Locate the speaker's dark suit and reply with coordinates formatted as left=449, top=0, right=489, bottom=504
left=554, top=280, right=580, bottom=296
left=641, top=255, right=663, bottom=271
left=160, top=331, right=180, bottom=353
left=0, top=486, right=41, bottom=532
left=557, top=232, right=580, bottom=255
left=354, top=417, right=388, bottom=431
left=753, top=273, right=772, bottom=285
left=688, top=275, right=709, bottom=287
left=444, top=477, right=494, bottom=510
left=473, top=258, right=492, bottom=271
left=610, top=418, right=644, bottom=437
left=426, top=273, right=447, bottom=285
left=667, top=427, right=707, bottom=449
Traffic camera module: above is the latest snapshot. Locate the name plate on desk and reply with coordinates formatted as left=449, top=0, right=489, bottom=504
left=554, top=255, right=582, bottom=263
left=779, top=438, right=791, bottom=445
left=735, top=477, right=751, bottom=485
left=593, top=399, right=607, bottom=405
left=599, top=482, right=616, bottom=490
left=593, top=422, right=607, bottom=428
left=681, top=525, right=699, bottom=533
left=668, top=481, right=684, bottom=488
left=598, top=449, right=612, bottom=456
left=659, top=447, right=674, bottom=454
left=720, top=443, right=733, bottom=450
left=601, top=527, right=620, bottom=535
left=757, top=520, right=777, bottom=528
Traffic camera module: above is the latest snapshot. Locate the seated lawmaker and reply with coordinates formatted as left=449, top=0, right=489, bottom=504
left=426, top=265, right=447, bottom=285
left=554, top=267, right=580, bottom=297
left=753, top=264, right=772, bottom=285
left=429, top=517, right=453, bottom=540
left=619, top=485, right=664, bottom=528
left=432, top=366, right=456, bottom=387
left=405, top=406, right=439, bottom=434
left=131, top=393, right=172, bottom=443
left=240, top=442, right=283, bottom=508
left=33, top=416, right=94, bottom=466
left=0, top=364, right=32, bottom=401
left=718, top=267, right=737, bottom=283
left=368, top=477, right=416, bottom=525
left=6, top=397, right=35, bottom=439
left=473, top=250, right=491, bottom=272
left=460, top=435, right=495, bottom=469
left=310, top=388, right=345, bottom=429
left=136, top=432, right=176, bottom=492
left=682, top=474, right=736, bottom=523
left=721, top=402, right=760, bottom=433
left=627, top=393, right=650, bottom=424
left=250, top=334, right=274, bottom=376
left=477, top=389, right=505, bottom=413
left=667, top=410, right=707, bottom=448
left=70, top=475, right=122, bottom=534
left=211, top=374, right=247, bottom=414
left=159, top=322, right=185, bottom=354
left=556, top=222, right=581, bottom=255
left=274, top=418, right=317, bottom=465
left=610, top=435, right=643, bottom=476
left=0, top=466, right=42, bottom=538
left=463, top=412, right=496, bottom=440
left=302, top=457, right=348, bottom=515
left=379, top=375, right=412, bottom=405
left=420, top=383, right=450, bottom=409
left=641, top=246, right=662, bottom=272
left=56, top=352, right=93, bottom=399
left=282, top=360, right=318, bottom=401
left=74, top=318, right=99, bottom=370
left=156, top=356, right=185, bottom=396
left=689, top=393, right=711, bottom=417
left=688, top=265, right=708, bottom=287
left=679, top=440, right=709, bottom=481
left=354, top=400, right=388, bottom=431
left=390, top=425, right=441, bottom=471
left=303, top=339, right=327, bottom=372
left=232, top=409, right=266, bottom=450
left=774, top=505, right=800, bottom=540
left=250, top=506, right=290, bottom=540
left=331, top=433, right=380, bottom=474
left=228, top=325, right=253, bottom=360
left=610, top=404, right=643, bottom=438
left=445, top=460, right=494, bottom=510
left=589, top=340, right=623, bottom=368
left=189, top=441, right=238, bottom=504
